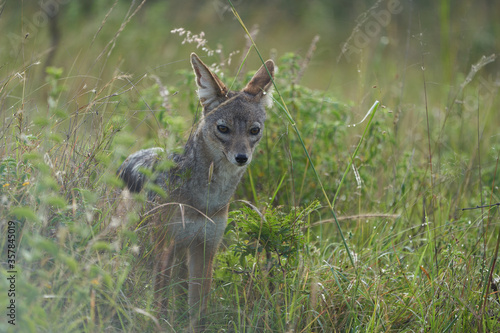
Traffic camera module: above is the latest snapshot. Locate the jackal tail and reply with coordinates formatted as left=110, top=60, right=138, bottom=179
left=117, top=147, right=164, bottom=192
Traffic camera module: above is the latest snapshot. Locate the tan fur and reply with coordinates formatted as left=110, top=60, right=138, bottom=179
left=122, top=53, right=274, bottom=331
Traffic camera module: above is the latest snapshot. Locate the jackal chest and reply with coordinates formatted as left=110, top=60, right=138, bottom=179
left=157, top=202, right=229, bottom=247
left=183, top=164, right=244, bottom=212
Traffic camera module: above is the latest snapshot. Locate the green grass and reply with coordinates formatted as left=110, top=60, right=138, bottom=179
left=1, top=1, right=500, bottom=332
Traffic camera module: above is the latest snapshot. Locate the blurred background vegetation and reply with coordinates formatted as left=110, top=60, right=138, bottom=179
left=4, top=0, right=498, bottom=207
left=3, top=0, right=500, bottom=96
left=3, top=0, right=500, bottom=203
left=1, top=0, right=500, bottom=331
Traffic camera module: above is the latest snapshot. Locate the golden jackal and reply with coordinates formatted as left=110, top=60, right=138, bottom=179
left=118, top=53, right=274, bottom=331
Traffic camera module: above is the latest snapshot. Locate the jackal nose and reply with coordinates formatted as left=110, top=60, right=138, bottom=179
left=235, top=154, right=248, bottom=165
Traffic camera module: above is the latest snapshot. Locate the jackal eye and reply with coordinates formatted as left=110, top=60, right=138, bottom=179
left=217, top=125, right=229, bottom=133
left=249, top=127, right=260, bottom=135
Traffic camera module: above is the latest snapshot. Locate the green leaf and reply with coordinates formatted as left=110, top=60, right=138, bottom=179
left=36, top=238, right=59, bottom=256
left=43, top=195, right=67, bottom=209
left=91, top=241, right=113, bottom=252
left=33, top=116, right=50, bottom=127
left=10, top=206, right=38, bottom=221
left=61, top=255, right=78, bottom=273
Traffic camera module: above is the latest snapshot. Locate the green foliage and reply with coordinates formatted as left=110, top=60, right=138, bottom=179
left=227, top=200, right=320, bottom=272
left=216, top=201, right=319, bottom=284
left=1, top=2, right=500, bottom=332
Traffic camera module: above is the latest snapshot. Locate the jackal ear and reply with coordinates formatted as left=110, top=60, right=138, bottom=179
left=191, top=53, right=228, bottom=113
left=243, top=59, right=275, bottom=106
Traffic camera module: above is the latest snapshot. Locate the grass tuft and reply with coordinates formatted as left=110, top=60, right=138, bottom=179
left=0, top=1, right=499, bottom=332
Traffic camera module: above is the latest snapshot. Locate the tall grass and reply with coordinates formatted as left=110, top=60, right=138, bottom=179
left=1, top=1, right=500, bottom=332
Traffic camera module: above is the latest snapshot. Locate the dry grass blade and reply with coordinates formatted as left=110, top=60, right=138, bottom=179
left=294, top=35, right=320, bottom=85
left=310, top=213, right=400, bottom=226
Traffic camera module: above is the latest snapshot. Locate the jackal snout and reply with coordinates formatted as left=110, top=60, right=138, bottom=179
left=226, top=142, right=252, bottom=167
left=211, top=116, right=264, bottom=167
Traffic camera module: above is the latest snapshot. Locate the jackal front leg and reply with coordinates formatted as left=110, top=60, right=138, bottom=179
left=154, top=243, right=188, bottom=315
left=188, top=242, right=217, bottom=331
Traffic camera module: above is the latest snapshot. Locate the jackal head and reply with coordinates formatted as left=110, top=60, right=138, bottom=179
left=191, top=53, right=274, bottom=167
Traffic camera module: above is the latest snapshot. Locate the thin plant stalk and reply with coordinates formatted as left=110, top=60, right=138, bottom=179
left=228, top=0, right=380, bottom=272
